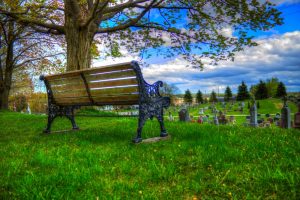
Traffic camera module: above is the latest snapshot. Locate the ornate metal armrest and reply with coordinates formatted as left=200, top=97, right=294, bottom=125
left=144, top=80, right=163, bottom=98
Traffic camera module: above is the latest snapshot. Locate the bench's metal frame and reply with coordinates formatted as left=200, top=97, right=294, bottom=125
left=40, top=61, right=170, bottom=143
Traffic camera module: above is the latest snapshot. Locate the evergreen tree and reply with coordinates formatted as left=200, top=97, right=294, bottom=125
left=236, top=81, right=250, bottom=101
left=248, top=101, right=250, bottom=109
left=257, top=101, right=260, bottom=109
left=266, top=77, right=279, bottom=97
left=276, top=82, right=287, bottom=98
left=224, top=86, right=233, bottom=102
left=184, top=89, right=193, bottom=104
left=209, top=91, right=218, bottom=103
left=196, top=90, right=204, bottom=104
left=204, top=98, right=208, bottom=104
left=255, top=80, right=268, bottom=100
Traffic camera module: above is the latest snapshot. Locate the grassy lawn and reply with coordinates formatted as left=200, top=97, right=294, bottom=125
left=0, top=111, right=300, bottom=199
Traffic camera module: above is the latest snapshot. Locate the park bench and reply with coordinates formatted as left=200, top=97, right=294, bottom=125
left=40, top=61, right=170, bottom=143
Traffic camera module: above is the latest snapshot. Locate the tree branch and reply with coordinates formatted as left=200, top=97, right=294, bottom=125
left=14, top=53, right=63, bottom=69
left=97, top=0, right=159, bottom=33
left=0, top=9, right=64, bottom=34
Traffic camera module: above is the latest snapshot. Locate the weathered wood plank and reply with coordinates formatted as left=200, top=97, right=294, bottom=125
left=88, top=78, right=138, bottom=89
left=51, top=83, right=86, bottom=92
left=85, top=69, right=136, bottom=82
left=54, top=97, right=91, bottom=104
left=54, top=94, right=139, bottom=105
left=49, top=77, right=84, bottom=86
left=90, top=86, right=138, bottom=96
left=46, top=63, right=132, bottom=80
left=93, top=94, right=139, bottom=103
left=58, top=100, right=138, bottom=106
left=52, top=91, right=88, bottom=99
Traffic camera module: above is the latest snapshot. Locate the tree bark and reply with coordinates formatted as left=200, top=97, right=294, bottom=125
left=0, top=29, right=14, bottom=110
left=65, top=6, right=95, bottom=71
left=0, top=64, right=13, bottom=110
left=0, top=87, right=10, bottom=110
left=65, top=28, right=94, bottom=71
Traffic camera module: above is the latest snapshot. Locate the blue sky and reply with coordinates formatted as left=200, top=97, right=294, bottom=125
left=94, top=0, right=300, bottom=94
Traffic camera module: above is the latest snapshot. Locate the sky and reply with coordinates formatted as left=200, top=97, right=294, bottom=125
left=94, top=0, right=300, bottom=94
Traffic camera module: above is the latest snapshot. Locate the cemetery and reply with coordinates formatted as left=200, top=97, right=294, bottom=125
left=0, top=95, right=300, bottom=199
left=1, top=1, right=300, bottom=199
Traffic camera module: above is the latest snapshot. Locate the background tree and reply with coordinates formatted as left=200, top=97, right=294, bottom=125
left=209, top=90, right=218, bottom=103
left=224, top=86, right=232, bottom=102
left=250, top=85, right=257, bottom=96
left=0, top=0, right=282, bottom=71
left=236, top=81, right=250, bottom=101
left=184, top=89, right=193, bottom=105
left=276, top=82, right=287, bottom=98
left=204, top=97, right=208, bottom=104
left=160, top=82, right=180, bottom=105
left=255, top=80, right=268, bottom=100
left=196, top=90, right=203, bottom=104
left=266, top=77, right=279, bottom=98
left=0, top=9, right=63, bottom=109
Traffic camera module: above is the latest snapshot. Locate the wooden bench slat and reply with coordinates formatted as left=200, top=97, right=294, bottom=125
left=93, top=95, right=139, bottom=104
left=54, top=94, right=139, bottom=104
left=88, top=78, right=138, bottom=89
left=51, top=83, right=86, bottom=92
left=90, top=86, right=138, bottom=96
left=46, top=63, right=133, bottom=81
left=58, top=101, right=138, bottom=106
left=54, top=97, right=91, bottom=104
left=49, top=79, right=85, bottom=88
left=85, top=69, right=136, bottom=82
left=53, top=90, right=89, bottom=99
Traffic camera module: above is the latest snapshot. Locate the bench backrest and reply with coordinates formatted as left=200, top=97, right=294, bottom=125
left=43, top=62, right=141, bottom=106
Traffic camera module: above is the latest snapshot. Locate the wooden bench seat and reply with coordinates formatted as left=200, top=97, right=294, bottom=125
left=40, top=61, right=170, bottom=143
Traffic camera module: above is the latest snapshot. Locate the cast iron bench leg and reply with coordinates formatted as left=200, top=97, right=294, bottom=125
left=157, top=113, right=168, bottom=137
left=133, top=115, right=146, bottom=143
left=44, top=114, right=57, bottom=133
left=43, top=104, right=60, bottom=133
left=66, top=106, right=79, bottom=130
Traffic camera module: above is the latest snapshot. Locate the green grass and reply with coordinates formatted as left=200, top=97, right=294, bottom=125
left=0, top=111, right=300, bottom=199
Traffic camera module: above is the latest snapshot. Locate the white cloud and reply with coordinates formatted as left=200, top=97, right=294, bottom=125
left=142, top=31, right=300, bottom=93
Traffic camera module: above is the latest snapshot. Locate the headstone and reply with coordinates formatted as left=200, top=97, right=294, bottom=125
left=293, top=101, right=300, bottom=129
left=178, top=109, right=190, bottom=122
left=280, top=97, right=291, bottom=129
left=212, top=107, right=219, bottom=125
left=199, top=108, right=204, bottom=115
left=249, top=98, right=258, bottom=127
left=168, top=112, right=174, bottom=121
left=197, top=115, right=203, bottom=124
left=229, top=116, right=236, bottom=124
left=222, top=102, right=226, bottom=109
left=27, top=104, right=31, bottom=114
left=202, top=115, right=208, bottom=123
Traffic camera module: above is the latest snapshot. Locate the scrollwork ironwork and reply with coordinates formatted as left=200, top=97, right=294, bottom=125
left=131, top=61, right=170, bottom=143
left=40, top=75, right=80, bottom=133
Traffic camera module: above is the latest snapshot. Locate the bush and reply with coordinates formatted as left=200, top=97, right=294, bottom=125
left=28, top=93, right=48, bottom=113
left=9, top=94, right=28, bottom=112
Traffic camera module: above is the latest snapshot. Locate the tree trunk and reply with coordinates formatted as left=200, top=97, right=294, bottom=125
left=65, top=29, right=94, bottom=71
left=65, top=10, right=95, bottom=71
left=0, top=29, right=14, bottom=110
left=0, top=87, right=10, bottom=110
